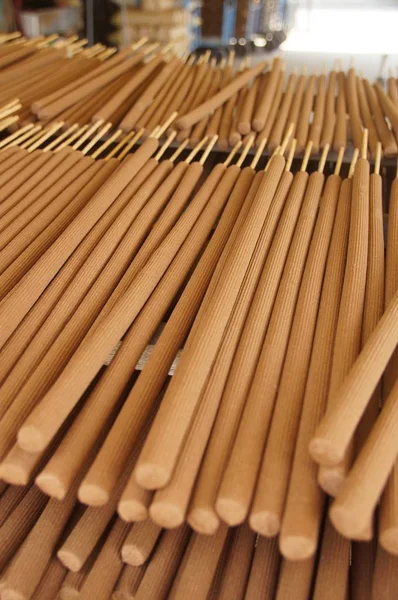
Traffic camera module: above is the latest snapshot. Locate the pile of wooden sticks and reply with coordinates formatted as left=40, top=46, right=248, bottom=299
left=0, top=83, right=397, bottom=599
left=0, top=477, right=397, bottom=599
left=1, top=32, right=398, bottom=157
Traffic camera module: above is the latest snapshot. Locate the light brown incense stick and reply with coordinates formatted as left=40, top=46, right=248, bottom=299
left=57, top=429, right=150, bottom=571
left=278, top=159, right=355, bottom=560
left=217, top=61, right=246, bottom=150
left=0, top=150, right=74, bottom=227
left=310, top=71, right=326, bottom=153
left=372, top=545, right=398, bottom=599
left=245, top=537, right=281, bottom=600
left=175, top=60, right=267, bottom=131
left=310, top=283, right=398, bottom=466
left=254, top=71, right=284, bottom=150
left=275, top=555, right=316, bottom=600
left=31, top=558, right=67, bottom=600
left=329, top=374, right=398, bottom=538
left=38, top=45, right=155, bottom=119
left=379, top=161, right=398, bottom=556
left=238, top=76, right=260, bottom=135
left=250, top=146, right=339, bottom=536
left=0, top=485, right=27, bottom=529
left=120, top=55, right=182, bottom=131
left=205, top=54, right=234, bottom=139
left=93, top=54, right=166, bottom=124
left=122, top=520, right=162, bottom=566
left=357, top=76, right=379, bottom=156
left=284, top=68, right=307, bottom=147
left=346, top=67, right=364, bottom=152
left=168, top=525, right=229, bottom=600
left=216, top=524, right=256, bottom=600
left=0, top=154, right=91, bottom=252
left=78, top=518, right=130, bottom=600
left=0, top=137, right=159, bottom=348
left=112, top=564, right=146, bottom=600
left=149, top=150, right=294, bottom=529
left=1, top=162, right=183, bottom=455
left=313, top=132, right=370, bottom=494
left=0, top=159, right=174, bottom=435
left=0, top=160, right=118, bottom=325
left=387, top=69, right=398, bottom=102
left=15, top=144, right=228, bottom=455
left=141, top=58, right=193, bottom=135
left=60, top=553, right=96, bottom=600
left=78, top=164, right=240, bottom=507
left=118, top=172, right=261, bottom=522
left=375, top=81, right=398, bottom=133
left=228, top=82, right=247, bottom=148
left=333, top=70, right=347, bottom=152
left=133, top=156, right=285, bottom=492
left=268, top=70, right=297, bottom=151
left=312, top=517, right=350, bottom=600
left=177, top=59, right=218, bottom=142
left=252, top=57, right=281, bottom=132
left=296, top=73, right=316, bottom=153
left=133, top=526, right=190, bottom=600
left=188, top=151, right=310, bottom=535
left=0, top=481, right=79, bottom=600
left=191, top=60, right=226, bottom=145
left=216, top=150, right=325, bottom=527
left=363, top=78, right=397, bottom=156
left=350, top=540, right=376, bottom=600
left=0, top=484, right=48, bottom=572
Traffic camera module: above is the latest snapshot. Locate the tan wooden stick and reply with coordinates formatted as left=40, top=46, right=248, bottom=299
left=312, top=517, right=350, bottom=600
left=133, top=526, right=190, bottom=600
left=168, top=525, right=229, bottom=600
left=245, top=536, right=280, bottom=600
left=216, top=168, right=324, bottom=527
left=279, top=175, right=352, bottom=561
left=252, top=57, right=281, bottom=132
left=346, top=68, right=364, bottom=152
left=0, top=137, right=159, bottom=349
left=149, top=170, right=293, bottom=530
left=121, top=520, right=162, bottom=566
left=333, top=71, right=347, bottom=152
left=175, top=60, right=267, bottom=131
left=250, top=168, right=340, bottom=537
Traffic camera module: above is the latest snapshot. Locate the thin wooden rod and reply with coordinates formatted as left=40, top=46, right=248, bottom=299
left=72, top=120, right=104, bottom=151
left=105, top=131, right=135, bottom=160
left=27, top=122, right=64, bottom=152
left=169, top=138, right=190, bottom=162
left=91, top=128, right=122, bottom=159
left=55, top=124, right=89, bottom=152
left=43, top=124, right=79, bottom=152
left=250, top=138, right=266, bottom=169
left=334, top=146, right=345, bottom=175
left=300, top=141, right=313, bottom=172
left=154, top=131, right=177, bottom=161
left=82, top=122, right=112, bottom=155
left=236, top=134, right=255, bottom=167
left=200, top=135, right=218, bottom=165
left=184, top=137, right=208, bottom=164
left=224, top=141, right=242, bottom=167
left=117, top=128, right=145, bottom=161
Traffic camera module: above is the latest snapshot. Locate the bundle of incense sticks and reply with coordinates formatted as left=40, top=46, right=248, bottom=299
left=1, top=32, right=398, bottom=157
left=0, top=105, right=397, bottom=598
left=1, top=477, right=397, bottom=599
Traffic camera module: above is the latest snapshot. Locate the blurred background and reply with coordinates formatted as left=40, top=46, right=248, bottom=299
left=0, top=1, right=397, bottom=78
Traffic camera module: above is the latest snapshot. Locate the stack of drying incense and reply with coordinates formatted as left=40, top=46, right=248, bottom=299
left=1, top=31, right=398, bottom=158
left=0, top=115, right=397, bottom=599
left=1, top=477, right=397, bottom=599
